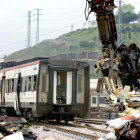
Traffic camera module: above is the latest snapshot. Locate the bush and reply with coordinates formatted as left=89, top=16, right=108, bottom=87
left=122, top=27, right=126, bottom=33
left=79, top=41, right=89, bottom=48
left=79, top=41, right=95, bottom=48
left=125, top=26, right=131, bottom=32
left=88, top=42, right=95, bottom=48
left=70, top=45, right=77, bottom=51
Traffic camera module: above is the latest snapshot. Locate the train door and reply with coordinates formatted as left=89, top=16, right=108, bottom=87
left=53, top=71, right=72, bottom=104
left=13, top=73, right=21, bottom=115
left=1, top=76, right=5, bottom=105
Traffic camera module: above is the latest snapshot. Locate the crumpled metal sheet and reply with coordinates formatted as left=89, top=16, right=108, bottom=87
left=3, top=117, right=27, bottom=124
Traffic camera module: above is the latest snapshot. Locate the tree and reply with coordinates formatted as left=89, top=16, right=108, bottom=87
left=115, top=4, right=138, bottom=24
left=88, top=42, right=95, bottom=48
left=79, top=41, right=89, bottom=48
left=122, top=4, right=135, bottom=13
left=122, top=12, right=138, bottom=24
left=70, top=45, right=77, bottom=51
left=79, top=41, right=95, bottom=48
left=128, top=32, right=131, bottom=39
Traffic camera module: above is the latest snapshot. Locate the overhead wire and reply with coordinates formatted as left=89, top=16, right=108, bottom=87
left=0, top=19, right=26, bottom=31
left=0, top=18, right=85, bottom=47
left=39, top=20, right=85, bottom=38
left=0, top=24, right=27, bottom=37
left=0, top=15, right=25, bottom=29
left=0, top=13, right=84, bottom=42
left=0, top=1, right=86, bottom=47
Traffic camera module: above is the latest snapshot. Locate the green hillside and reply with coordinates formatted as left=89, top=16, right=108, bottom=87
left=4, top=23, right=140, bottom=79
left=5, top=23, right=140, bottom=62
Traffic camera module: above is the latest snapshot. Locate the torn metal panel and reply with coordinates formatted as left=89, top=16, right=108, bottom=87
left=3, top=117, right=27, bottom=124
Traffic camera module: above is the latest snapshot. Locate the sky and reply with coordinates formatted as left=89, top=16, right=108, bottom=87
left=0, top=0, right=140, bottom=57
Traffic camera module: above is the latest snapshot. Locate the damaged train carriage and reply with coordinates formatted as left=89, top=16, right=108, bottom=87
left=0, top=58, right=90, bottom=122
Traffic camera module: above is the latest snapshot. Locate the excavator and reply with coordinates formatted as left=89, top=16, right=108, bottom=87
left=85, top=0, right=140, bottom=139
left=85, top=0, right=140, bottom=107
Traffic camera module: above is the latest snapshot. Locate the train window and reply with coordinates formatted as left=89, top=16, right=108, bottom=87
left=27, top=76, right=31, bottom=91
left=19, top=77, right=22, bottom=92
left=21, top=77, right=26, bottom=92
left=77, top=75, right=83, bottom=92
left=6, top=80, right=8, bottom=92
left=42, top=74, right=47, bottom=91
left=33, top=75, right=37, bottom=91
left=99, top=97, right=105, bottom=104
left=11, top=79, right=14, bottom=92
left=92, top=97, right=96, bottom=104
left=7, top=79, right=11, bottom=93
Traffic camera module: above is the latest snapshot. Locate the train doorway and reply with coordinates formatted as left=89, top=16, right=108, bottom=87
left=14, top=73, right=21, bottom=115
left=57, top=71, right=67, bottom=104
left=53, top=71, right=72, bottom=105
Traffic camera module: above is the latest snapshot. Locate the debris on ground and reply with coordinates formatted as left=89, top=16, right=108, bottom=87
left=107, top=112, right=140, bottom=139
left=22, top=129, right=37, bottom=140
left=43, top=126, right=50, bottom=131
left=0, top=116, right=37, bottom=140
left=3, top=117, right=27, bottom=125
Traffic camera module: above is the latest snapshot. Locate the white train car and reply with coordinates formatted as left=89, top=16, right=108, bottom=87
left=0, top=58, right=90, bottom=123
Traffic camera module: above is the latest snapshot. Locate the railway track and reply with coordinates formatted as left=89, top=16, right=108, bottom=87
left=33, top=122, right=98, bottom=140
left=74, top=118, right=108, bottom=125
left=33, top=120, right=112, bottom=140
left=69, top=123, right=111, bottom=134
left=41, top=119, right=111, bottom=134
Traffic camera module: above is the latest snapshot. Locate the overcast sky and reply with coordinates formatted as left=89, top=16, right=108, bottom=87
left=0, top=0, right=140, bottom=57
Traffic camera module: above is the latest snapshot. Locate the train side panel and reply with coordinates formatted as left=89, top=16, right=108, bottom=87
left=0, top=63, right=39, bottom=117
left=37, top=63, right=49, bottom=117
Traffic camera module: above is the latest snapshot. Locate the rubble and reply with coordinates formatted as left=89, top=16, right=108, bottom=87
left=85, top=0, right=140, bottom=139
left=0, top=116, right=37, bottom=140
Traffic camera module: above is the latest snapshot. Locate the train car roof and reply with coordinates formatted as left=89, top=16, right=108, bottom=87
left=0, top=58, right=89, bottom=73
left=41, top=59, right=89, bottom=68
left=0, top=60, right=40, bottom=73
left=0, top=57, right=48, bottom=72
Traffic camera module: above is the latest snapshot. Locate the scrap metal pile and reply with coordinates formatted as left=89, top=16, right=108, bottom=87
left=85, top=0, right=140, bottom=139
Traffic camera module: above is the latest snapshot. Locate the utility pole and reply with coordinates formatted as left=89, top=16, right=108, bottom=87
left=34, top=9, right=42, bottom=46
left=118, top=0, right=122, bottom=46
left=26, top=11, right=32, bottom=48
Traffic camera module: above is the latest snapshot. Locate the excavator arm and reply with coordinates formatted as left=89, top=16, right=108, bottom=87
left=85, top=0, right=121, bottom=104
left=85, top=0, right=140, bottom=104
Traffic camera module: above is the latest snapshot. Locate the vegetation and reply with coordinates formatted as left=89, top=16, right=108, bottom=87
left=115, top=4, right=138, bottom=24
left=4, top=23, right=140, bottom=61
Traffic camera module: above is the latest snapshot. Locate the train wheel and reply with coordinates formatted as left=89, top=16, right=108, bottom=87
left=65, top=118, right=69, bottom=125
left=56, top=119, right=60, bottom=126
